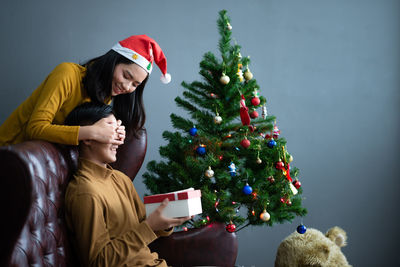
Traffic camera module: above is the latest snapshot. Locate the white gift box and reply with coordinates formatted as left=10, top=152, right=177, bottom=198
left=144, top=188, right=202, bottom=218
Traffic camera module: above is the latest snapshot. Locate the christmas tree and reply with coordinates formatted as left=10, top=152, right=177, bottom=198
left=144, top=10, right=307, bottom=232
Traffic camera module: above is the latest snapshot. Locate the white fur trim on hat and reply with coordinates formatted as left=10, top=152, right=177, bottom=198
left=111, top=43, right=153, bottom=73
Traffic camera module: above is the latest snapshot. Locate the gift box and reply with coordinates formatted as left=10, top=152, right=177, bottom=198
left=144, top=188, right=202, bottom=218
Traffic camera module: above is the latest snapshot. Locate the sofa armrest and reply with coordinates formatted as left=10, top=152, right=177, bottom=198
left=0, top=146, right=33, bottom=267
left=0, top=141, right=79, bottom=267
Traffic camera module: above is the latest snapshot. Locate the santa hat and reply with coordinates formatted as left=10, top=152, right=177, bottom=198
left=111, top=35, right=171, bottom=84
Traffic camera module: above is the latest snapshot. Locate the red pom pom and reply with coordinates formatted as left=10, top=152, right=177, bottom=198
left=240, top=138, right=251, bottom=148
left=226, top=223, right=236, bottom=233
left=250, top=110, right=259, bottom=119
left=251, top=97, right=260, bottom=106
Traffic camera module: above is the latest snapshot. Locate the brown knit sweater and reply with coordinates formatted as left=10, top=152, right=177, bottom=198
left=65, top=158, right=171, bottom=267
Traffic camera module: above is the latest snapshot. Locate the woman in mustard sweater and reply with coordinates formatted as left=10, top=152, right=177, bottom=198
left=0, top=35, right=171, bottom=146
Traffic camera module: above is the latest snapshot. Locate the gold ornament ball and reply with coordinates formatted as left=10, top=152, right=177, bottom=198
left=244, top=70, right=253, bottom=80
left=205, top=167, right=214, bottom=178
left=288, top=155, right=294, bottom=163
left=214, top=115, right=222, bottom=124
left=256, top=157, right=262, bottom=164
left=260, top=209, right=270, bottom=221
left=220, top=74, right=230, bottom=85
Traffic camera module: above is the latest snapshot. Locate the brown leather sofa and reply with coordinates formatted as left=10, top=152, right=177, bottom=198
left=0, top=129, right=237, bottom=267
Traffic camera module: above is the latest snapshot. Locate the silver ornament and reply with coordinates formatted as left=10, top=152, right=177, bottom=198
left=262, top=105, right=268, bottom=119
left=205, top=166, right=214, bottom=178
left=220, top=74, right=230, bottom=85
left=214, top=115, right=222, bottom=124
left=260, top=209, right=271, bottom=221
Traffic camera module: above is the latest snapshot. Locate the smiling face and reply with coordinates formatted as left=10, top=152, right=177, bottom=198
left=81, top=114, right=119, bottom=166
left=111, top=63, right=148, bottom=96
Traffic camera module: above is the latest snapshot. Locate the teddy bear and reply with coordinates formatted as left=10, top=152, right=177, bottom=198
left=275, top=226, right=352, bottom=267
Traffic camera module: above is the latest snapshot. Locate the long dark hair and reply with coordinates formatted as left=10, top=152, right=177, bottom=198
left=82, top=50, right=147, bottom=138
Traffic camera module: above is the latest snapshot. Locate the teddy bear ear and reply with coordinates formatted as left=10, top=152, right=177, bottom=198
left=334, top=234, right=345, bottom=247
left=326, top=226, right=347, bottom=247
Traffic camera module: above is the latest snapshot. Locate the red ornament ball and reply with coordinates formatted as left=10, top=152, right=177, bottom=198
left=240, top=138, right=251, bottom=148
left=251, top=97, right=260, bottom=106
left=226, top=223, right=236, bottom=233
left=275, top=160, right=284, bottom=170
left=250, top=110, right=259, bottom=119
left=293, top=180, right=302, bottom=189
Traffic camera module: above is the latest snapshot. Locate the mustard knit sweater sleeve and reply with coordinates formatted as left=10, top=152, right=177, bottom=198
left=0, top=63, right=87, bottom=145
left=25, top=63, right=82, bottom=144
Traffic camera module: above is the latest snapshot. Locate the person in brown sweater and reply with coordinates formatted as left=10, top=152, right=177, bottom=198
left=64, top=102, right=189, bottom=267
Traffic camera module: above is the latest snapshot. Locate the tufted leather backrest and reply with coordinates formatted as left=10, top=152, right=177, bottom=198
left=0, top=141, right=79, bottom=267
left=0, top=129, right=147, bottom=267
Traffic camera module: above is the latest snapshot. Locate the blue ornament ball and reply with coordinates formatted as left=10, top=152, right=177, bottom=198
left=267, top=139, right=277, bottom=148
left=297, top=224, right=307, bottom=234
left=189, top=127, right=198, bottom=136
left=196, top=146, right=206, bottom=155
left=242, top=184, right=253, bottom=195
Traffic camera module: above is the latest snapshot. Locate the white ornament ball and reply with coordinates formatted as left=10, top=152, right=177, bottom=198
left=205, top=166, right=214, bottom=178
left=214, top=115, right=223, bottom=124
left=288, top=155, right=293, bottom=163
left=256, top=157, right=262, bottom=164
left=220, top=74, right=230, bottom=85
left=227, top=23, right=232, bottom=30
left=260, top=209, right=271, bottom=221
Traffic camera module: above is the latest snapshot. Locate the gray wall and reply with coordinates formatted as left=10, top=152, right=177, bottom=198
left=1, top=0, right=399, bottom=266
